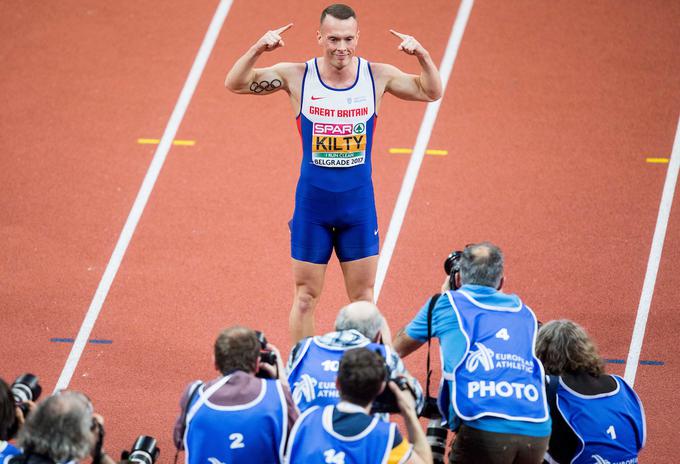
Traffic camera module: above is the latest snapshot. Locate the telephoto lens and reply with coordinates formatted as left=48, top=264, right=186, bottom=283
left=11, top=374, right=42, bottom=405
left=426, top=417, right=448, bottom=464
left=127, top=436, right=160, bottom=464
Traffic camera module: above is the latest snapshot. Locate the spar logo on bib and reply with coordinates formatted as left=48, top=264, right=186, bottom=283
left=311, top=122, right=366, bottom=168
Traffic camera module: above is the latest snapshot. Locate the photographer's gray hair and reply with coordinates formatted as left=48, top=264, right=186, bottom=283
left=335, top=301, right=384, bottom=341
left=460, top=242, right=504, bottom=288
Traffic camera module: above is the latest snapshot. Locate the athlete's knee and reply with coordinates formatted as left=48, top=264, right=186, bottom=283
left=294, top=287, right=320, bottom=314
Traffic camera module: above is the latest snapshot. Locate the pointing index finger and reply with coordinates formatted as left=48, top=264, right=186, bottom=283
left=275, top=23, right=294, bottom=35
left=389, top=29, right=406, bottom=40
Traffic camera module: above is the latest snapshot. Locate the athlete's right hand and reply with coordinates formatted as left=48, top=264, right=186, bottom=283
left=253, top=24, right=293, bottom=53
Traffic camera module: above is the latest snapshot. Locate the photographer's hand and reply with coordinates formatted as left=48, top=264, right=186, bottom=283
left=389, top=382, right=432, bottom=464
left=441, top=275, right=451, bottom=293
left=267, top=343, right=289, bottom=386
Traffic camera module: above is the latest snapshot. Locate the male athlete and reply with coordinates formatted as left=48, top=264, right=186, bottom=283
left=225, top=4, right=442, bottom=343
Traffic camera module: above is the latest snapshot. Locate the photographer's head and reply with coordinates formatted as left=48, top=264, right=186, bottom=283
left=536, top=319, right=604, bottom=376
left=0, top=378, right=17, bottom=441
left=17, top=391, right=95, bottom=462
left=335, top=301, right=384, bottom=342
left=336, top=348, right=387, bottom=408
left=214, top=326, right=261, bottom=375
left=458, top=242, right=504, bottom=289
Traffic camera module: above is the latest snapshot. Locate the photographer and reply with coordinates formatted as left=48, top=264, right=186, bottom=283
left=9, top=390, right=115, bottom=464
left=286, top=301, right=423, bottom=414
left=173, top=326, right=297, bottom=464
left=394, top=242, right=551, bottom=464
left=1, top=379, right=22, bottom=463
left=285, top=347, right=432, bottom=464
left=536, top=320, right=645, bottom=463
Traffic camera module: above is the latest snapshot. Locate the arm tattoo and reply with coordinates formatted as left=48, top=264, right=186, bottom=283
left=250, top=79, right=282, bottom=93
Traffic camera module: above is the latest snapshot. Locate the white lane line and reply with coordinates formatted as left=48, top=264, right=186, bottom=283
left=374, top=0, right=474, bottom=301
left=624, top=116, right=680, bottom=386
left=54, top=0, right=234, bottom=392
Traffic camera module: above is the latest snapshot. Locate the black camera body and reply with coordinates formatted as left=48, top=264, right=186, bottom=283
left=255, top=331, right=277, bottom=365
left=122, top=435, right=160, bottom=464
left=370, top=353, right=416, bottom=414
left=444, top=250, right=463, bottom=291
left=420, top=396, right=441, bottom=419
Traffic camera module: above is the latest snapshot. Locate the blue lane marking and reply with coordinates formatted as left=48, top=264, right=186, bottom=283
left=605, top=358, right=664, bottom=366
left=50, top=338, right=113, bottom=344
left=640, top=360, right=664, bottom=366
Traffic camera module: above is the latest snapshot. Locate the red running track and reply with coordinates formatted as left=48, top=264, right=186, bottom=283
left=1, top=0, right=679, bottom=461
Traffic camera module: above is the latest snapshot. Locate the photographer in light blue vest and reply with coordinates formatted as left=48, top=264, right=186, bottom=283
left=394, top=242, right=551, bottom=464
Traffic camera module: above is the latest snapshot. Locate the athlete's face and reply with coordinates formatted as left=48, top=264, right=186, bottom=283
left=317, top=16, right=359, bottom=69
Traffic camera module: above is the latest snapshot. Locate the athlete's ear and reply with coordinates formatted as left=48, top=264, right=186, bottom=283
left=317, top=30, right=322, bottom=45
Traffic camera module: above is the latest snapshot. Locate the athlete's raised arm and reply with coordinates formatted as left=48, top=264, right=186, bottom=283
left=225, top=24, right=300, bottom=95
left=371, top=30, right=442, bottom=104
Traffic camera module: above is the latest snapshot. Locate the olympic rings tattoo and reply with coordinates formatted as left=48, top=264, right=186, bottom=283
left=250, top=79, right=282, bottom=93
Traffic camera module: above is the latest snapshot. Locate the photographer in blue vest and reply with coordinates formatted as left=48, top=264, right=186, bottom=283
left=536, top=320, right=645, bottom=464
left=394, top=242, right=551, bottom=464
left=286, top=301, right=423, bottom=415
left=173, top=326, right=298, bottom=464
left=285, top=347, right=432, bottom=464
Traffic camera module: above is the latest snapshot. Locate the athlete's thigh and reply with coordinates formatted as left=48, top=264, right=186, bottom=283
left=339, top=255, right=377, bottom=298
left=292, top=258, right=327, bottom=292
left=290, top=184, right=335, bottom=264
left=333, top=185, right=379, bottom=263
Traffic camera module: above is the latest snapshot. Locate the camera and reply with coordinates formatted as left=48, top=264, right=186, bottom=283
left=420, top=396, right=441, bottom=419
left=255, top=331, right=277, bottom=365
left=444, top=250, right=463, bottom=291
left=370, top=355, right=416, bottom=414
left=122, top=435, right=160, bottom=464
left=11, top=373, right=42, bottom=416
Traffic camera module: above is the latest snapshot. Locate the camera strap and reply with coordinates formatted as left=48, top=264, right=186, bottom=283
left=425, top=293, right=442, bottom=400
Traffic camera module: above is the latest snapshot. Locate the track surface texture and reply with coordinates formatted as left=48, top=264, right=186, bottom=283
left=1, top=0, right=679, bottom=461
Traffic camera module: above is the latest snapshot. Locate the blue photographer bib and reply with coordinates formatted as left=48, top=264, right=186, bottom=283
left=444, top=290, right=548, bottom=422
left=287, top=337, right=388, bottom=412
left=286, top=405, right=396, bottom=464
left=554, top=375, right=645, bottom=464
left=184, top=375, right=288, bottom=464
left=1, top=441, right=21, bottom=464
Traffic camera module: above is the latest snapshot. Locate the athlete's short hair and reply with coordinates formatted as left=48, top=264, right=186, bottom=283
left=337, top=348, right=386, bottom=407
left=0, top=378, right=17, bottom=440
left=214, top=326, right=260, bottom=375
left=320, top=4, right=356, bottom=24
left=460, top=242, right=504, bottom=288
left=536, top=320, right=605, bottom=376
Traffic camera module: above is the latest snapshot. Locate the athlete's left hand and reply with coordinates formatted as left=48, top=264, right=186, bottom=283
left=389, top=30, right=427, bottom=58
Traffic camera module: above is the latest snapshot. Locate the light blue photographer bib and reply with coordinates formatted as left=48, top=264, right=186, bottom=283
left=444, top=290, right=548, bottom=422
left=555, top=375, right=645, bottom=464
left=287, top=337, right=388, bottom=412
left=285, top=405, right=395, bottom=464
left=184, top=375, right=288, bottom=464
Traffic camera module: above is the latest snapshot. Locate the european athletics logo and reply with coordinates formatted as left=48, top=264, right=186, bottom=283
left=465, top=342, right=495, bottom=373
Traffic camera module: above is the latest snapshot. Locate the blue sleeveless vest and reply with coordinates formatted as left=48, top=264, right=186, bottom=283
left=285, top=405, right=396, bottom=464
left=555, top=375, right=645, bottom=464
left=0, top=441, right=21, bottom=464
left=287, top=337, right=388, bottom=412
left=184, top=375, right=288, bottom=464
left=444, top=290, right=548, bottom=422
